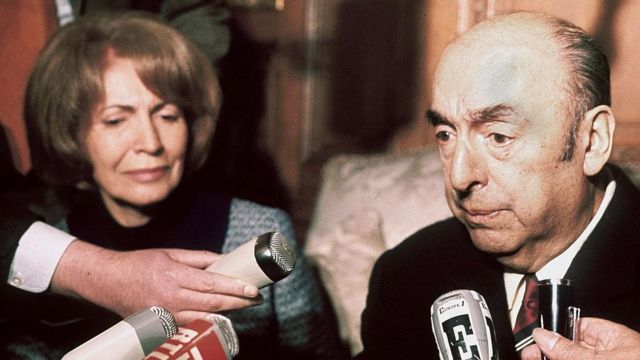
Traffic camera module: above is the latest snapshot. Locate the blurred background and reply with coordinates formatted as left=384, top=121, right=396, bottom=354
left=2, top=0, right=640, bottom=239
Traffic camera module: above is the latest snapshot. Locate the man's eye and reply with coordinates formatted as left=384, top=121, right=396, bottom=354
left=490, top=133, right=512, bottom=145
left=435, top=131, right=452, bottom=142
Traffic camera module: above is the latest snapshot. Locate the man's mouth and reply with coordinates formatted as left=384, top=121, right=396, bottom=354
left=460, top=207, right=503, bottom=226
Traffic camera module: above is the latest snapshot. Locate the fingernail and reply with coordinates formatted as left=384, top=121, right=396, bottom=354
left=244, top=285, right=259, bottom=297
left=533, top=328, right=560, bottom=351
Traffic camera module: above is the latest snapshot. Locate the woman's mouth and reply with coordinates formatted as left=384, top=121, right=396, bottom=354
left=124, top=166, right=169, bottom=183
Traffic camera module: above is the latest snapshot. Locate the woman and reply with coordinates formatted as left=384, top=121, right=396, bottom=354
left=12, top=12, right=346, bottom=359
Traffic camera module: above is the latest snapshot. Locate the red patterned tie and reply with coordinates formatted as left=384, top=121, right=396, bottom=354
left=513, top=274, right=539, bottom=351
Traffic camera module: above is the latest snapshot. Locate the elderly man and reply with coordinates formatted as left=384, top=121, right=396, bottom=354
left=356, top=11, right=640, bottom=360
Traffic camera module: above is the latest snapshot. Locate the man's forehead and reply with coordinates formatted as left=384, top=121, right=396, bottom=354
left=431, top=16, right=567, bottom=122
left=436, top=48, right=548, bottom=103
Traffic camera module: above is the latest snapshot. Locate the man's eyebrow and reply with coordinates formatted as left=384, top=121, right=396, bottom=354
left=467, top=104, right=516, bottom=124
left=426, top=104, right=518, bottom=128
left=425, top=109, right=450, bottom=127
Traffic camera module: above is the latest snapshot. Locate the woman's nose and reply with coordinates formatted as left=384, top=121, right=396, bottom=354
left=134, top=117, right=163, bottom=155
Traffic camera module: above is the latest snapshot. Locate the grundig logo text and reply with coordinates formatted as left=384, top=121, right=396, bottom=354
left=439, top=300, right=465, bottom=314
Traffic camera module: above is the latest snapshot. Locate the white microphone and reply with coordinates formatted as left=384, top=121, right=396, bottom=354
left=146, top=314, right=239, bottom=360
left=430, top=289, right=499, bottom=360
left=206, top=231, right=296, bottom=288
left=62, top=306, right=178, bottom=360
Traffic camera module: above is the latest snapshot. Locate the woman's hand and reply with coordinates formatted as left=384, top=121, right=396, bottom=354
left=52, top=240, right=262, bottom=324
left=521, top=317, right=640, bottom=360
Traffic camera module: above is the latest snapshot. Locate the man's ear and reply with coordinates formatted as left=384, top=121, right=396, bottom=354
left=582, top=105, right=615, bottom=176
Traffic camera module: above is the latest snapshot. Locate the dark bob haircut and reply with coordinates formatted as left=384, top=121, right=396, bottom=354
left=25, top=12, right=220, bottom=186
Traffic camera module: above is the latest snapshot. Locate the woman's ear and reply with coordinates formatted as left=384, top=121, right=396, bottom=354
left=582, top=105, right=616, bottom=176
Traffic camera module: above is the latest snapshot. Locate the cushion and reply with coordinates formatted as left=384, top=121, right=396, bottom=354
left=305, top=208, right=386, bottom=355
left=306, top=146, right=451, bottom=250
left=304, top=146, right=452, bottom=354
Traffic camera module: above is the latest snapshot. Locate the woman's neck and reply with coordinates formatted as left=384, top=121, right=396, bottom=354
left=99, top=192, right=153, bottom=227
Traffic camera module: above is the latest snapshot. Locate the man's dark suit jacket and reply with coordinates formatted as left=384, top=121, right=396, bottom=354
left=356, top=166, right=640, bottom=360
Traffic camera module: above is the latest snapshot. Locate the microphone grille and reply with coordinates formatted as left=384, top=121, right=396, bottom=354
left=269, top=232, right=296, bottom=274
left=255, top=232, right=297, bottom=282
left=149, top=306, right=178, bottom=338
left=206, top=314, right=240, bottom=357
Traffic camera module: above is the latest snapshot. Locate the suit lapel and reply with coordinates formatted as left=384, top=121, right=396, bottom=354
left=480, top=272, right=517, bottom=358
left=463, top=241, right=517, bottom=358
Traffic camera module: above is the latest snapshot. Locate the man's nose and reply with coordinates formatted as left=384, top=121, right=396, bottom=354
left=449, top=141, right=486, bottom=196
left=134, top=117, right=163, bottom=155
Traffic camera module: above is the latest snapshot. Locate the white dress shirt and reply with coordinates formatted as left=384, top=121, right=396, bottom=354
left=7, top=221, right=76, bottom=293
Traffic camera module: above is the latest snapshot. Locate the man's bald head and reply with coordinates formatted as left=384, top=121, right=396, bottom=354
left=435, top=11, right=610, bottom=161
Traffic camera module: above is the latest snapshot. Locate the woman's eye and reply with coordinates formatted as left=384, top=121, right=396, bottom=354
left=160, top=114, right=179, bottom=122
left=158, top=109, right=183, bottom=122
left=103, top=118, right=123, bottom=126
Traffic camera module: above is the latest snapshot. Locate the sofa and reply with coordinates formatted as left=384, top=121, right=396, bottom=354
left=303, top=145, right=640, bottom=355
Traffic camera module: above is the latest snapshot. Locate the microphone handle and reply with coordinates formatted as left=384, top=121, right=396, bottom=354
left=206, top=237, right=274, bottom=288
left=62, top=307, right=176, bottom=360
left=62, top=321, right=145, bottom=360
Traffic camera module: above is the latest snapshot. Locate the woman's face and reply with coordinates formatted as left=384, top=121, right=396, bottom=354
left=84, top=56, right=188, bottom=225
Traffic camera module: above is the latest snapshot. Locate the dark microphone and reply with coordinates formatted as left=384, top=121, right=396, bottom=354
left=206, top=231, right=296, bottom=288
left=537, top=278, right=575, bottom=337
left=537, top=278, right=577, bottom=360
left=145, top=314, right=239, bottom=360
left=62, top=306, right=178, bottom=360
left=431, top=289, right=499, bottom=360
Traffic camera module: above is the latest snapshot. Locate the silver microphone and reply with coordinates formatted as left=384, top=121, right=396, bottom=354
left=206, top=232, right=296, bottom=288
left=430, top=289, right=499, bottom=360
left=62, top=306, right=178, bottom=360
left=207, top=314, right=239, bottom=359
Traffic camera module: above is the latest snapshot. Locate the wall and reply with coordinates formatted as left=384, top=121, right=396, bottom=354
left=0, top=1, right=56, bottom=174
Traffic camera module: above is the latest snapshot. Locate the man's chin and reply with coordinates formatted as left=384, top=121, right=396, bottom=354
left=474, top=242, right=519, bottom=259
left=469, top=234, right=530, bottom=267
left=468, top=230, right=520, bottom=255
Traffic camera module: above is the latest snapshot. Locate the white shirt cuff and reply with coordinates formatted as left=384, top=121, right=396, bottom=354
left=7, top=221, right=76, bottom=293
